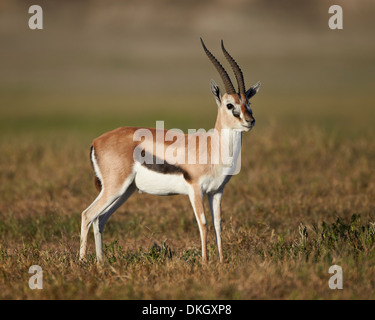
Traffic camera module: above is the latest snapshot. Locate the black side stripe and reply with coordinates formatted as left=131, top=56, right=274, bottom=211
left=139, top=150, right=192, bottom=182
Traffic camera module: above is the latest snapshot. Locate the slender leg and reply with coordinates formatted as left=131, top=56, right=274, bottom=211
left=80, top=173, right=136, bottom=262
left=92, top=183, right=137, bottom=263
left=208, top=191, right=224, bottom=263
left=80, top=190, right=118, bottom=261
left=92, top=218, right=103, bottom=262
left=188, top=187, right=207, bottom=263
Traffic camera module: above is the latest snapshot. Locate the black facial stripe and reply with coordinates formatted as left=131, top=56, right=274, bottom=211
left=246, top=105, right=253, bottom=115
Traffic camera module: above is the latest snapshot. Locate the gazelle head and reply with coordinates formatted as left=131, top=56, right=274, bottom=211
left=201, top=38, right=261, bottom=132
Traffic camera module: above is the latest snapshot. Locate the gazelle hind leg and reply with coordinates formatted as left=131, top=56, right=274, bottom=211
left=80, top=189, right=104, bottom=260
left=92, top=183, right=137, bottom=263
left=80, top=174, right=135, bottom=261
left=80, top=190, right=121, bottom=261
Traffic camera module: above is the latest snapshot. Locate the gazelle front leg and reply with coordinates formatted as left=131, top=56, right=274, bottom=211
left=208, top=191, right=224, bottom=263
left=188, top=187, right=208, bottom=263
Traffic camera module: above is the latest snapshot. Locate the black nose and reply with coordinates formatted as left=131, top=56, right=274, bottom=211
left=246, top=117, right=255, bottom=126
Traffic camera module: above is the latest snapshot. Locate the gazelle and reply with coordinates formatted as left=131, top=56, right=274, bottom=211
left=79, top=39, right=261, bottom=263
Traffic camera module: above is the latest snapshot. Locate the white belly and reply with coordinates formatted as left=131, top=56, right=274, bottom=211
left=134, top=163, right=189, bottom=196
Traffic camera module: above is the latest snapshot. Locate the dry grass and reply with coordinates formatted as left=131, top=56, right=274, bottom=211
left=0, top=114, right=374, bottom=299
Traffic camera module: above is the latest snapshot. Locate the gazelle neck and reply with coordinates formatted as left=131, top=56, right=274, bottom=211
left=213, top=110, right=243, bottom=173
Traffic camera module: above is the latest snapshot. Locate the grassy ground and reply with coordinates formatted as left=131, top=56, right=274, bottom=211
left=0, top=91, right=374, bottom=299
left=1, top=0, right=375, bottom=300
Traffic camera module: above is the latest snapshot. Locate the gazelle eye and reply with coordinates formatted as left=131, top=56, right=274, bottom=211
left=226, top=103, right=234, bottom=110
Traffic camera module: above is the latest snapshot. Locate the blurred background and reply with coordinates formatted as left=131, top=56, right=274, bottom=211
left=0, top=0, right=374, bottom=135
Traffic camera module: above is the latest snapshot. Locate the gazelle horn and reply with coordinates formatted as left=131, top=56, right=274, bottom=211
left=221, top=40, right=246, bottom=95
left=200, top=38, right=236, bottom=95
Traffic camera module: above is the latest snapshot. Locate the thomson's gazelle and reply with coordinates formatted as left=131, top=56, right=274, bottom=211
left=79, top=39, right=261, bottom=263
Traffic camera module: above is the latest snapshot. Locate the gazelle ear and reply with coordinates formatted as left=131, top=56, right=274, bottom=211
left=210, top=79, right=222, bottom=107
left=246, top=81, right=261, bottom=100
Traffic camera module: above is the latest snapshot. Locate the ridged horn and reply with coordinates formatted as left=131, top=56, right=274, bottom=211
left=200, top=38, right=236, bottom=95
left=221, top=40, right=245, bottom=95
